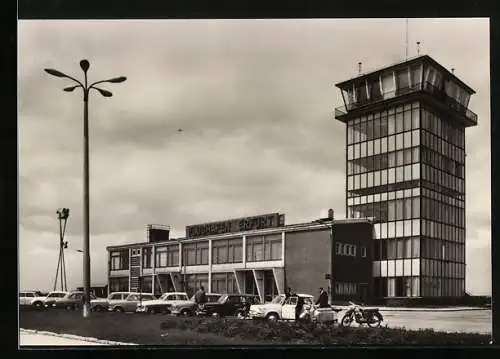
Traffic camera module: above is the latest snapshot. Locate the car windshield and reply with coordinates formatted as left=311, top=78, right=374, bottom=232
left=217, top=295, right=228, bottom=304
left=271, top=295, right=283, bottom=304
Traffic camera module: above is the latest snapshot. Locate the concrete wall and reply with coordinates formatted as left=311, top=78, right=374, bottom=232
left=284, top=229, right=331, bottom=298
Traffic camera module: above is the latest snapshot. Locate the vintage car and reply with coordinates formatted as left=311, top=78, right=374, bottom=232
left=19, top=291, right=44, bottom=308
left=91, top=292, right=132, bottom=312
left=196, top=294, right=260, bottom=318
left=42, top=291, right=71, bottom=308
left=170, top=293, right=221, bottom=316
left=249, top=293, right=337, bottom=323
left=52, top=291, right=97, bottom=310
left=108, top=292, right=156, bottom=313
left=136, top=292, right=192, bottom=314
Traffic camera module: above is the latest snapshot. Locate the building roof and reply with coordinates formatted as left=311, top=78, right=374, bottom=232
left=106, top=217, right=374, bottom=251
left=335, top=54, right=475, bottom=95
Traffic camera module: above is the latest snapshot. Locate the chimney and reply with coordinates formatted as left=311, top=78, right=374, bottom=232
left=416, top=41, right=421, bottom=56
left=358, top=62, right=362, bottom=74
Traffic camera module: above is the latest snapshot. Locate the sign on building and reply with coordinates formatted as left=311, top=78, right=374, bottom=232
left=185, top=213, right=285, bottom=239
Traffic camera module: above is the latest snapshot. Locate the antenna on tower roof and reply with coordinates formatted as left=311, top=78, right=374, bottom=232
left=416, top=41, right=421, bottom=56
left=405, top=18, right=409, bottom=60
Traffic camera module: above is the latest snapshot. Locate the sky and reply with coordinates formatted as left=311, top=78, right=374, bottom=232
left=18, top=18, right=491, bottom=295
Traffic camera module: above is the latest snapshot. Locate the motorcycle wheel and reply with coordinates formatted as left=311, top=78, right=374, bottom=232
left=367, top=313, right=382, bottom=328
left=341, top=313, right=353, bottom=327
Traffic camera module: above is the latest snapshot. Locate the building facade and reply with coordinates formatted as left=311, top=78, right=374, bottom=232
left=107, top=213, right=374, bottom=304
left=334, top=55, right=477, bottom=300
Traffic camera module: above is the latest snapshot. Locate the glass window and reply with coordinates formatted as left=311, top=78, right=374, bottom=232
left=412, top=130, right=420, bottom=146
left=412, top=108, right=420, bottom=129
left=388, top=168, right=395, bottom=184
left=367, top=140, right=373, bottom=157
left=388, top=135, right=396, bottom=152
left=396, top=133, right=404, bottom=150
left=404, top=110, right=412, bottom=132
left=396, top=150, right=404, bottom=167
left=411, top=163, right=420, bottom=180
left=388, top=152, right=396, bottom=168
left=388, top=114, right=396, bottom=135
left=396, top=166, right=404, bottom=183
left=395, top=111, right=404, bottom=133
left=404, top=131, right=412, bottom=148
left=381, top=137, right=387, bottom=153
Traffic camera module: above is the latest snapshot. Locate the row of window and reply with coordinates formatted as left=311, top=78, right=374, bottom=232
left=334, top=242, right=367, bottom=258
left=374, top=276, right=465, bottom=298
left=421, top=147, right=464, bottom=178
left=155, top=245, right=179, bottom=268
left=373, top=259, right=420, bottom=278
left=109, top=277, right=129, bottom=292
left=335, top=282, right=358, bottom=296
left=245, top=235, right=282, bottom=262
left=350, top=196, right=421, bottom=222
left=370, top=220, right=465, bottom=242
left=421, top=259, right=466, bottom=279
left=421, top=164, right=465, bottom=194
left=374, top=237, right=421, bottom=260
left=347, top=164, right=421, bottom=191
left=110, top=250, right=130, bottom=270
left=422, top=180, right=464, bottom=202
left=421, top=129, right=465, bottom=164
left=212, top=238, right=243, bottom=264
left=347, top=130, right=420, bottom=160
left=374, top=276, right=420, bottom=297
left=347, top=186, right=464, bottom=209
left=422, top=187, right=465, bottom=207
left=421, top=108, right=465, bottom=149
left=347, top=106, right=420, bottom=144
left=211, top=272, right=238, bottom=294
left=421, top=197, right=466, bottom=227
left=348, top=147, right=419, bottom=175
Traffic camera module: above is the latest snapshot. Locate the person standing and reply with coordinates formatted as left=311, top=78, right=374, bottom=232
left=194, top=285, right=207, bottom=308
left=315, top=287, right=329, bottom=308
left=295, top=295, right=305, bottom=322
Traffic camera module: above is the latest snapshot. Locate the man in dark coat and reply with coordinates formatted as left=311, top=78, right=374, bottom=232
left=194, top=286, right=207, bottom=306
left=315, top=287, right=329, bottom=308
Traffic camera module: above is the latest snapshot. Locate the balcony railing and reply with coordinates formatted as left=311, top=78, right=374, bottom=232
left=334, top=81, right=478, bottom=125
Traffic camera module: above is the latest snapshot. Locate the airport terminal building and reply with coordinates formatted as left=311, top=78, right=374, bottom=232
left=106, top=212, right=374, bottom=304
left=106, top=54, right=476, bottom=305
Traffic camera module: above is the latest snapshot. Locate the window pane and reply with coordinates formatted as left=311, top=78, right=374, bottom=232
left=404, top=110, right=412, bottom=131
left=388, top=114, right=396, bottom=135
left=412, top=130, right=420, bottom=146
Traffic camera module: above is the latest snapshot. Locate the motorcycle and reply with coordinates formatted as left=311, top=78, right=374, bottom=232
left=340, top=301, right=383, bottom=328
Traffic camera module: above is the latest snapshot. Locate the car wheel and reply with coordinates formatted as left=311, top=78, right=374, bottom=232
left=266, top=313, right=279, bottom=321
left=114, top=307, right=124, bottom=313
left=148, top=308, right=156, bottom=314
left=211, top=312, right=220, bottom=318
left=180, top=309, right=191, bottom=316
left=65, top=305, right=74, bottom=311
left=33, top=302, right=43, bottom=309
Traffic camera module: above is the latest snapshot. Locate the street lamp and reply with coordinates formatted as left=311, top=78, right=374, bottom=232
left=44, top=60, right=126, bottom=318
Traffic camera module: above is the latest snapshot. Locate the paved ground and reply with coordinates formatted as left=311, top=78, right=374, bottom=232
left=336, top=309, right=492, bottom=334
left=19, top=329, right=136, bottom=346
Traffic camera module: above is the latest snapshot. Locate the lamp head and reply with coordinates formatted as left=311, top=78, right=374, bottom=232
left=80, top=59, right=90, bottom=72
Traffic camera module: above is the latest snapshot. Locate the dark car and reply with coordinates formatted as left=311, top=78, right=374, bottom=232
left=53, top=291, right=96, bottom=310
left=197, top=294, right=260, bottom=318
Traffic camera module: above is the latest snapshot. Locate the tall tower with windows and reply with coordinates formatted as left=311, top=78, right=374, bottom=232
left=334, top=55, right=477, bottom=300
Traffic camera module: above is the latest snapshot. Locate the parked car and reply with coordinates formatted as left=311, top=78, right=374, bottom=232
left=52, top=291, right=97, bottom=310
left=19, top=291, right=44, bottom=307
left=170, top=293, right=221, bottom=316
left=136, top=292, right=191, bottom=314
left=42, top=291, right=70, bottom=308
left=249, top=293, right=316, bottom=321
left=197, top=294, right=260, bottom=318
left=108, top=292, right=156, bottom=313
left=91, top=292, right=132, bottom=312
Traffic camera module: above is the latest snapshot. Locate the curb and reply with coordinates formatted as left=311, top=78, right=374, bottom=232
left=331, top=307, right=489, bottom=312
left=19, top=328, right=137, bottom=346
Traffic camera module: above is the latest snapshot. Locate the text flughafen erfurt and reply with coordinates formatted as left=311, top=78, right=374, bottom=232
left=186, top=213, right=285, bottom=239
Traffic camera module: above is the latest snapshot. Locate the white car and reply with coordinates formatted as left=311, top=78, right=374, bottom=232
left=19, top=291, right=44, bottom=308
left=249, top=293, right=315, bottom=321
left=91, top=292, right=132, bottom=312
left=136, top=292, right=192, bottom=314
left=42, top=291, right=70, bottom=308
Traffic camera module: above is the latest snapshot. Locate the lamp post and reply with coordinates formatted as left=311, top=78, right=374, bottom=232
left=44, top=60, right=126, bottom=318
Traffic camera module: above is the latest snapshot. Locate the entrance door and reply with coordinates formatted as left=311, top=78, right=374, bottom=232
left=359, top=283, right=368, bottom=304
left=281, top=296, right=297, bottom=320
